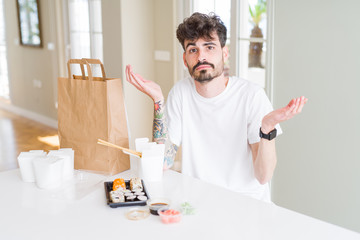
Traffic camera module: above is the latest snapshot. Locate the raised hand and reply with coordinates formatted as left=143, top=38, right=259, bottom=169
left=125, top=65, right=164, bottom=102
left=261, top=96, right=308, bottom=133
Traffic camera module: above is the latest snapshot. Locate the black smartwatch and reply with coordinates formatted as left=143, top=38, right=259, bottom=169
left=259, top=127, right=277, bottom=141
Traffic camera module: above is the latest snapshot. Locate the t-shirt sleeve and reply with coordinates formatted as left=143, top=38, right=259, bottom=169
left=166, top=87, right=182, bottom=147
left=247, top=89, right=282, bottom=144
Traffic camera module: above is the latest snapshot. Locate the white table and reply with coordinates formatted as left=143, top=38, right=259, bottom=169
left=0, top=169, right=359, bottom=240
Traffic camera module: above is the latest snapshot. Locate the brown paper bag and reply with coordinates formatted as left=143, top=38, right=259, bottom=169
left=58, top=59, right=130, bottom=175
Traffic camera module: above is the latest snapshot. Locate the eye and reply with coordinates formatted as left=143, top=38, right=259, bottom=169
left=189, top=48, right=197, bottom=53
left=207, top=46, right=215, bottom=50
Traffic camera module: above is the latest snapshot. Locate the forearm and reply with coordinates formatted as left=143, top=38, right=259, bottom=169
left=253, top=138, right=277, bottom=185
left=153, top=100, right=178, bottom=170
left=153, top=99, right=167, bottom=143
left=252, top=96, right=308, bottom=184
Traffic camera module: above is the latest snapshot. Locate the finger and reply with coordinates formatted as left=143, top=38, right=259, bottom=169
left=126, top=67, right=145, bottom=92
left=130, top=76, right=143, bottom=91
left=286, top=98, right=296, bottom=109
left=281, top=98, right=298, bottom=120
left=125, top=65, right=135, bottom=84
left=130, top=71, right=145, bottom=89
left=284, top=98, right=296, bottom=115
left=292, top=97, right=302, bottom=113
left=127, top=67, right=144, bottom=89
left=125, top=65, right=132, bottom=82
left=296, top=96, right=307, bottom=113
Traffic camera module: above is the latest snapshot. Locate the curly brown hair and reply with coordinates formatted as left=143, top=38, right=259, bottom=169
left=176, top=12, right=227, bottom=50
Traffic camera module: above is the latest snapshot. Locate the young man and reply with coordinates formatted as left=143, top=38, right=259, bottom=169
left=125, top=13, right=307, bottom=202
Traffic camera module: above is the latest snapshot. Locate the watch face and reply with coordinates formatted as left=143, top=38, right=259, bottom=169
left=268, top=128, right=277, bottom=140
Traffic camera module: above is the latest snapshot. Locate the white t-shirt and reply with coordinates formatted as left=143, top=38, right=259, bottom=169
left=166, top=76, right=282, bottom=202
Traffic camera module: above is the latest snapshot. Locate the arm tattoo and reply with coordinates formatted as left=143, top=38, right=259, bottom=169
left=153, top=100, right=178, bottom=169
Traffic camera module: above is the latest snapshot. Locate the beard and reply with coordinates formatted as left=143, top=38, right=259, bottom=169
left=188, top=60, right=224, bottom=83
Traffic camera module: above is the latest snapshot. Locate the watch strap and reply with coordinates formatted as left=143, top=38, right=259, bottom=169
left=259, top=127, right=277, bottom=141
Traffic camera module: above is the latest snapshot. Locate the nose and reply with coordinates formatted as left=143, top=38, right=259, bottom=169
left=197, top=49, right=206, bottom=62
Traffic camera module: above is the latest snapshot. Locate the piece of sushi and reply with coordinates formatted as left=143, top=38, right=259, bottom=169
left=112, top=178, right=126, bottom=191
left=126, top=195, right=136, bottom=201
left=111, top=193, right=125, bottom=203
left=124, top=192, right=134, bottom=197
left=137, top=195, right=148, bottom=201
left=114, top=188, right=125, bottom=194
left=130, top=178, right=143, bottom=191
left=134, top=191, right=145, bottom=196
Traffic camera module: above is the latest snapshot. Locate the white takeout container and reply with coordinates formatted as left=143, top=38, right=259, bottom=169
left=48, top=149, right=74, bottom=180
left=17, top=151, right=47, bottom=182
left=135, top=138, right=165, bottom=182
left=32, top=156, right=64, bottom=189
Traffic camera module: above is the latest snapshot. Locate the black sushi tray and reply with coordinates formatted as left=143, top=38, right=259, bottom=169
left=104, top=179, right=150, bottom=208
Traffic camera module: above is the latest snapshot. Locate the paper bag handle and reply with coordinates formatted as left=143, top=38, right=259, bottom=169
left=67, top=59, right=86, bottom=80
left=82, top=58, right=106, bottom=80
left=67, top=58, right=106, bottom=81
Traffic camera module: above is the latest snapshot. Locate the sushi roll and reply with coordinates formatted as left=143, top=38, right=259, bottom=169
left=126, top=195, right=136, bottom=201
left=130, top=178, right=143, bottom=191
left=114, top=188, right=125, bottom=194
left=134, top=191, right=145, bottom=196
left=137, top=196, right=148, bottom=201
left=112, top=178, right=126, bottom=191
left=111, top=193, right=125, bottom=203
left=124, top=192, right=134, bottom=197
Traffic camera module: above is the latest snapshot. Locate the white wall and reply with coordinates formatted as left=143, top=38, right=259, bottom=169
left=3, top=0, right=59, bottom=120
left=271, top=0, right=360, bottom=233
left=119, top=0, right=156, bottom=148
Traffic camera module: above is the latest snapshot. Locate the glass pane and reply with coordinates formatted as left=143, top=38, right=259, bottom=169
left=70, top=32, right=90, bottom=76
left=18, top=0, right=41, bottom=45
left=70, top=32, right=91, bottom=59
left=238, top=40, right=266, bottom=88
left=239, top=0, right=267, bottom=39
left=91, top=33, right=103, bottom=77
left=0, top=0, right=9, bottom=99
left=68, top=0, right=90, bottom=32
left=91, top=33, right=103, bottom=59
left=193, top=0, right=231, bottom=38
left=90, top=0, right=102, bottom=33
left=193, top=0, right=231, bottom=76
left=193, top=0, right=215, bottom=14
left=238, top=0, right=267, bottom=87
left=0, top=0, right=3, bottom=45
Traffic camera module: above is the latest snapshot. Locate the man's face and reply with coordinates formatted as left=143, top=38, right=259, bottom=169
left=183, top=33, right=228, bottom=83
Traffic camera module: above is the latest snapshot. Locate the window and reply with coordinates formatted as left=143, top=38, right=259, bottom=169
left=193, top=0, right=231, bottom=76
left=238, top=0, right=268, bottom=88
left=66, top=0, right=103, bottom=76
left=191, top=0, right=273, bottom=90
left=0, top=0, right=9, bottom=99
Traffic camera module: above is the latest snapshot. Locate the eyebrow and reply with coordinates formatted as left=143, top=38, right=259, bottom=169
left=185, top=42, right=196, bottom=50
left=185, top=41, right=217, bottom=50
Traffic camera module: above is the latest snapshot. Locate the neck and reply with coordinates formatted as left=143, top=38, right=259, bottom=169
left=194, top=74, right=229, bottom=98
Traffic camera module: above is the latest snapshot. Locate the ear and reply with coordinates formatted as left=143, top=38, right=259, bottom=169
left=222, top=46, right=229, bottom=62
left=183, top=52, right=188, bottom=67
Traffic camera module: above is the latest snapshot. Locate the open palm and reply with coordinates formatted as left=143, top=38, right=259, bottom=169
left=263, top=96, right=308, bottom=132
left=125, top=65, right=164, bottom=102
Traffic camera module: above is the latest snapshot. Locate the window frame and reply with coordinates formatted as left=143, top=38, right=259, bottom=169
left=231, top=0, right=275, bottom=101
left=63, top=0, right=103, bottom=62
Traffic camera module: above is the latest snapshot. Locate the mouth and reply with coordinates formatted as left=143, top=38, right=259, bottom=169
left=195, top=65, right=212, bottom=71
left=192, top=62, right=215, bottom=72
